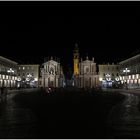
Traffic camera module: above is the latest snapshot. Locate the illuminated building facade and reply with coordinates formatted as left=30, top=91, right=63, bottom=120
left=40, top=57, right=65, bottom=88
left=0, top=56, right=18, bottom=88
left=77, top=56, right=99, bottom=88
left=73, top=45, right=99, bottom=88
left=17, top=64, right=39, bottom=88
left=98, top=63, right=120, bottom=88
left=119, top=54, right=140, bottom=89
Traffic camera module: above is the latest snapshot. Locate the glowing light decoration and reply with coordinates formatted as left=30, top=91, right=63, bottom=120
left=7, top=68, right=14, bottom=73
left=27, top=73, right=32, bottom=78
left=26, top=78, right=30, bottom=81
left=106, top=74, right=111, bottom=81
left=17, top=77, right=21, bottom=81
left=123, top=68, right=130, bottom=84
left=99, top=78, right=103, bottom=81
left=115, top=77, right=120, bottom=81
left=123, top=68, right=130, bottom=73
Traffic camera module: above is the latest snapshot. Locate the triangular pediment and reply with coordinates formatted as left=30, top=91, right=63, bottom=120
left=43, top=60, right=59, bottom=65
left=82, top=60, right=92, bottom=63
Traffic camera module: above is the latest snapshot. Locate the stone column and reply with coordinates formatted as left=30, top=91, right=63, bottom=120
left=45, top=78, right=48, bottom=87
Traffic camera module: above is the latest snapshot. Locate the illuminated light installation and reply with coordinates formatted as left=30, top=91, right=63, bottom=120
left=123, top=68, right=130, bottom=81
left=26, top=77, right=30, bottom=81
left=26, top=73, right=37, bottom=87
left=16, top=77, right=21, bottom=88
left=115, top=77, right=120, bottom=81
left=104, top=74, right=112, bottom=87
left=7, top=68, right=14, bottom=73
left=123, top=68, right=130, bottom=73
left=17, top=77, right=21, bottom=81
left=106, top=74, right=111, bottom=81
left=99, top=77, right=103, bottom=81
left=123, top=68, right=130, bottom=88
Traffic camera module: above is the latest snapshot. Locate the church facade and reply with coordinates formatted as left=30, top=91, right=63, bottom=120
left=73, top=44, right=99, bottom=88
left=40, top=57, right=65, bottom=88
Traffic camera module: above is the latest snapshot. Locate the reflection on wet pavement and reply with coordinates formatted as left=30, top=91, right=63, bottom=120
left=0, top=93, right=38, bottom=138
left=107, top=92, right=140, bottom=138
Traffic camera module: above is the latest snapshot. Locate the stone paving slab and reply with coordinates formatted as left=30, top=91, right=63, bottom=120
left=0, top=90, right=38, bottom=138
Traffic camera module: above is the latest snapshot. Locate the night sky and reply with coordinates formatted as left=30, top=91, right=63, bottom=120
left=0, top=2, right=140, bottom=73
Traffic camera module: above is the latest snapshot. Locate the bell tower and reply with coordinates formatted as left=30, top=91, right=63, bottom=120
left=73, top=43, right=79, bottom=75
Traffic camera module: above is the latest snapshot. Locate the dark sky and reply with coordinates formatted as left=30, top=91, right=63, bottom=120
left=0, top=2, right=140, bottom=72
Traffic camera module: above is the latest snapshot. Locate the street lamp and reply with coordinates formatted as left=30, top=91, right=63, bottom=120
left=123, top=68, right=130, bottom=89
left=7, top=68, right=14, bottom=89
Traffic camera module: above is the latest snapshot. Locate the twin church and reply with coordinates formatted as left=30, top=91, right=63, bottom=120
left=40, top=44, right=99, bottom=88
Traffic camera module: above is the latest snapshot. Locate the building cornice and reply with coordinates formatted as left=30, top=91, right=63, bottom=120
left=18, top=64, right=40, bottom=66
left=119, top=54, right=140, bottom=64
left=0, top=56, right=18, bottom=65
